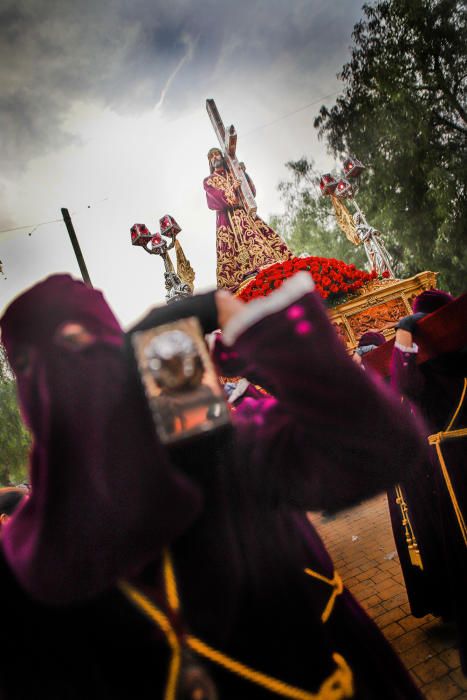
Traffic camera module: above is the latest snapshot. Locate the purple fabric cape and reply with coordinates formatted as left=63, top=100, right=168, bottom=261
left=0, top=274, right=201, bottom=604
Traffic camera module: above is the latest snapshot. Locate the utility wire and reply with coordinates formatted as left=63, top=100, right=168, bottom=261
left=0, top=92, right=340, bottom=237
left=0, top=198, right=109, bottom=238
left=0, top=91, right=341, bottom=237
left=0, top=218, right=63, bottom=236
left=243, top=90, right=339, bottom=138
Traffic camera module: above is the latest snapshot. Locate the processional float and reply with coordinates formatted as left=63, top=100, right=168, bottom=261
left=129, top=99, right=438, bottom=351
left=204, top=99, right=437, bottom=351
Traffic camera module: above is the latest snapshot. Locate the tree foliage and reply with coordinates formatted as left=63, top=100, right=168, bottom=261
left=272, top=158, right=368, bottom=269
left=0, top=344, right=30, bottom=486
left=311, top=0, right=467, bottom=293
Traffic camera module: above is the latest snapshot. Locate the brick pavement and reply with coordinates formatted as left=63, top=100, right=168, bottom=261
left=309, top=493, right=466, bottom=699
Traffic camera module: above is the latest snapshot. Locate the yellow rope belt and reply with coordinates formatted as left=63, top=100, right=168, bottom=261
left=427, top=378, right=467, bottom=547
left=394, top=485, right=423, bottom=570
left=428, top=429, right=467, bottom=547
left=304, top=568, right=344, bottom=623
left=119, top=552, right=354, bottom=700
left=394, top=395, right=424, bottom=567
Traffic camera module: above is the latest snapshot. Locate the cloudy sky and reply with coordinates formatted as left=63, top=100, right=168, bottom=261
left=0, top=0, right=365, bottom=327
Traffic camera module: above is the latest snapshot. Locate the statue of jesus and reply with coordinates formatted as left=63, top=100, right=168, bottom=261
left=203, top=148, right=293, bottom=292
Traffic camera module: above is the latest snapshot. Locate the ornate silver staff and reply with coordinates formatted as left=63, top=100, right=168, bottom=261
left=320, top=158, right=395, bottom=278
left=130, top=215, right=195, bottom=304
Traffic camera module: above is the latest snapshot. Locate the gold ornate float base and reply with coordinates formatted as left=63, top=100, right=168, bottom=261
left=329, top=271, right=438, bottom=352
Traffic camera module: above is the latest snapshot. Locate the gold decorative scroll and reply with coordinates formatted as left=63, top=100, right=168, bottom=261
left=331, top=195, right=360, bottom=246
left=175, top=239, right=195, bottom=292
left=206, top=173, right=238, bottom=207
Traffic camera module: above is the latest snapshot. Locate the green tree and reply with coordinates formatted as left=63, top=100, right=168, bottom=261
left=313, top=0, right=466, bottom=294
left=0, top=344, right=30, bottom=485
left=272, top=157, right=368, bottom=269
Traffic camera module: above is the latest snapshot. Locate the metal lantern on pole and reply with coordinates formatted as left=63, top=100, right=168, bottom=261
left=319, top=173, right=339, bottom=196
left=319, top=158, right=395, bottom=278
left=130, top=216, right=194, bottom=304
left=334, top=178, right=354, bottom=200
left=343, top=157, right=365, bottom=179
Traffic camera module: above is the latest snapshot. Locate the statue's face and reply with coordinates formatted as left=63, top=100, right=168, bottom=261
left=209, top=150, right=224, bottom=170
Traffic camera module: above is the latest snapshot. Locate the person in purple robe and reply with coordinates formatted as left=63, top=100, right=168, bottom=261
left=203, top=148, right=293, bottom=292
left=0, top=272, right=429, bottom=699
left=352, top=332, right=443, bottom=620
left=350, top=330, right=438, bottom=620
left=390, top=288, right=467, bottom=672
left=352, top=331, right=386, bottom=365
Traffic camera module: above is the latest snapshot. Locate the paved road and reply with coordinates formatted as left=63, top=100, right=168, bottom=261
left=309, top=493, right=466, bottom=700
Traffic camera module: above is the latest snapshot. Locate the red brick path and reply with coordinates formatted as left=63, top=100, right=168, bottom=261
left=309, top=494, right=466, bottom=699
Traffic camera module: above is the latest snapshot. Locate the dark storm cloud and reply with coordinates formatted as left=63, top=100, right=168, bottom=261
left=0, top=0, right=363, bottom=171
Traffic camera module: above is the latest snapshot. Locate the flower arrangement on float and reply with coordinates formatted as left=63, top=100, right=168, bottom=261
left=236, top=256, right=389, bottom=307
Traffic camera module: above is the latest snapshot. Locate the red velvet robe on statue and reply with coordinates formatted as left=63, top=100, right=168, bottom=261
left=203, top=167, right=292, bottom=291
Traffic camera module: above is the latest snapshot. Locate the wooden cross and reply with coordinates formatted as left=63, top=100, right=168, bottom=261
left=206, top=99, right=257, bottom=216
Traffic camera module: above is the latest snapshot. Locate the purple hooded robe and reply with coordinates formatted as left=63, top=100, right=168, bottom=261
left=0, top=273, right=428, bottom=699
left=0, top=274, right=201, bottom=603
left=390, top=298, right=467, bottom=671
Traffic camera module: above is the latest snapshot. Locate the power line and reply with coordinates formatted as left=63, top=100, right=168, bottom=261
left=0, top=198, right=109, bottom=238
left=0, top=218, right=63, bottom=236
left=0, top=93, right=340, bottom=238
left=243, top=90, right=340, bottom=138
left=0, top=92, right=341, bottom=238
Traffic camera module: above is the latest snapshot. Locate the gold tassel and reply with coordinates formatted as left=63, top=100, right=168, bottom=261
left=395, top=485, right=424, bottom=570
